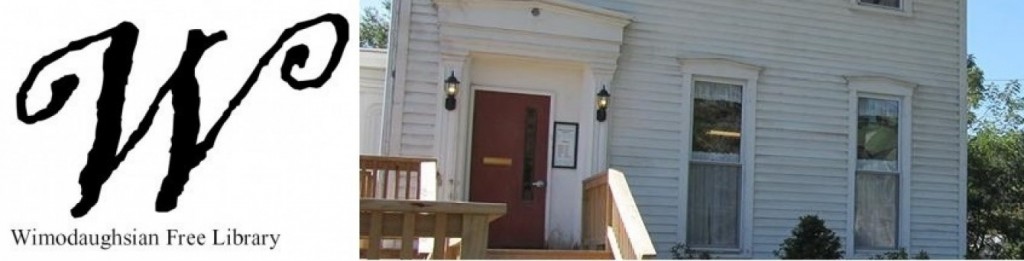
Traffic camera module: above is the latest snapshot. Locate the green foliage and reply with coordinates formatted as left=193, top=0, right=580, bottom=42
left=774, top=215, right=844, bottom=259
left=915, top=249, right=930, bottom=259
left=969, top=55, right=1024, bottom=133
left=967, top=128, right=1024, bottom=258
left=670, top=243, right=712, bottom=259
left=975, top=79, right=1024, bottom=132
left=967, top=54, right=986, bottom=126
left=360, top=0, right=391, bottom=48
left=869, top=248, right=930, bottom=260
left=966, top=55, right=1024, bottom=259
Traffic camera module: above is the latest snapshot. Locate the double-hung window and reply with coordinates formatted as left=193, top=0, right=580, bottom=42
left=854, top=96, right=900, bottom=249
left=687, top=80, right=743, bottom=249
left=679, top=58, right=760, bottom=254
left=846, top=76, right=914, bottom=253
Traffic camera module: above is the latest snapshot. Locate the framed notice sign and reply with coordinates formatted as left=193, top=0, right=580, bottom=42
left=552, top=122, right=579, bottom=169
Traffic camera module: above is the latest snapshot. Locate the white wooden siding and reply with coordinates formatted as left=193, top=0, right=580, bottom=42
left=361, top=49, right=387, bottom=155
left=389, top=0, right=964, bottom=258
left=391, top=0, right=442, bottom=157
left=585, top=0, right=963, bottom=258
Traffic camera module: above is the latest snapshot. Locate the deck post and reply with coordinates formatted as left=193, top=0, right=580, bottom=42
left=459, top=214, right=490, bottom=259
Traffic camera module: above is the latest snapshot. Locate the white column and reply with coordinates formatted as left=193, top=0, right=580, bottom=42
left=437, top=52, right=469, bottom=201
left=592, top=70, right=614, bottom=173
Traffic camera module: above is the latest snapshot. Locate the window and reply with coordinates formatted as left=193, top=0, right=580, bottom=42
left=849, top=0, right=912, bottom=16
left=858, top=0, right=901, bottom=9
left=854, top=96, right=900, bottom=250
left=679, top=58, right=760, bottom=255
left=687, top=81, right=743, bottom=249
left=844, top=75, right=915, bottom=253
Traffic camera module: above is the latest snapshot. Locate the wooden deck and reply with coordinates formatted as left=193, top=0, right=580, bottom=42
left=358, top=156, right=655, bottom=259
left=360, top=156, right=506, bottom=259
left=360, top=199, right=506, bottom=259
left=487, top=249, right=613, bottom=259
left=360, top=155, right=435, bottom=199
left=582, top=169, right=658, bottom=259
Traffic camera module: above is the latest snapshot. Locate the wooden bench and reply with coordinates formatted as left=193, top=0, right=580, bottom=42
left=360, top=199, right=506, bottom=259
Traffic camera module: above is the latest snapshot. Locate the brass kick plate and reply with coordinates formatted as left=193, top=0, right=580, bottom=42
left=482, top=157, right=512, bottom=166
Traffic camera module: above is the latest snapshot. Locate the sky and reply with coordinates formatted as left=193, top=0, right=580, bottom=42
left=360, top=0, right=386, bottom=14
left=969, top=0, right=1024, bottom=84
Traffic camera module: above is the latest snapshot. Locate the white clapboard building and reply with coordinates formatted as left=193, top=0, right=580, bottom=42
left=360, top=0, right=966, bottom=258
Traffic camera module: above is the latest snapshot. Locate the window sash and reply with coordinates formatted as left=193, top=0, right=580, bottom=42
left=853, top=95, right=902, bottom=250
left=691, top=81, right=742, bottom=161
left=687, top=162, right=740, bottom=249
left=687, top=79, right=744, bottom=250
left=856, top=97, right=899, bottom=172
left=855, top=172, right=899, bottom=250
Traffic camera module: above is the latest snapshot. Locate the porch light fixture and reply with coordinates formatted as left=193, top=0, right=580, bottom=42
left=444, top=71, right=460, bottom=110
left=596, top=85, right=610, bottom=122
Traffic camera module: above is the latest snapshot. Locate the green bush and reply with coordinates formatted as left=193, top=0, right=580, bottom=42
left=774, top=215, right=844, bottom=259
left=670, top=243, right=712, bottom=259
left=869, top=248, right=930, bottom=260
left=916, top=250, right=930, bottom=259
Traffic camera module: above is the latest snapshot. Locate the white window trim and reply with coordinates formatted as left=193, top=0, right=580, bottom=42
left=849, top=0, right=913, bottom=17
left=845, top=75, right=916, bottom=257
left=678, top=58, right=761, bottom=257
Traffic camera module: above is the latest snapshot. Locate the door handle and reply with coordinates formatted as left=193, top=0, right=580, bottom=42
left=531, top=180, right=546, bottom=188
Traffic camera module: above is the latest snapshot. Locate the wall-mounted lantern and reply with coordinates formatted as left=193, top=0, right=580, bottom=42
left=444, top=71, right=460, bottom=111
left=596, top=85, right=610, bottom=122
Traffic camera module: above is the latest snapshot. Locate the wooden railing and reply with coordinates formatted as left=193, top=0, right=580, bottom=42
left=360, top=199, right=506, bottom=259
left=360, top=156, right=436, bottom=199
left=582, top=169, right=657, bottom=259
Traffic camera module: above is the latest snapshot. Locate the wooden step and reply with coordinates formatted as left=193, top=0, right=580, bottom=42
left=486, top=249, right=613, bottom=260
left=359, top=248, right=430, bottom=259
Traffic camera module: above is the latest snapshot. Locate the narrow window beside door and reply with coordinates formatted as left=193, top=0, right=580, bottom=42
left=687, top=81, right=742, bottom=249
left=854, top=97, right=900, bottom=250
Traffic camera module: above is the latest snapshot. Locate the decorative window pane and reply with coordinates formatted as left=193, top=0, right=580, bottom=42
left=859, top=0, right=901, bottom=9
left=692, top=81, right=742, bottom=160
left=687, top=80, right=743, bottom=249
left=687, top=163, right=740, bottom=248
left=855, top=172, right=898, bottom=249
left=857, top=98, right=899, bottom=173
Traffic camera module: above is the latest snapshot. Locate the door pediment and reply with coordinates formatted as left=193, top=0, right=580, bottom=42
left=434, top=0, right=631, bottom=43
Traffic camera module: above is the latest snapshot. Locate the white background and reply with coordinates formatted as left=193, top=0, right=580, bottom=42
left=0, top=0, right=357, bottom=259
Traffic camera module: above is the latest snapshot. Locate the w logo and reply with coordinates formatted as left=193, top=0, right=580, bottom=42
left=14, top=14, right=349, bottom=218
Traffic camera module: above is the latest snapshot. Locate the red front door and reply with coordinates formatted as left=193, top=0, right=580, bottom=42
left=470, top=90, right=550, bottom=249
